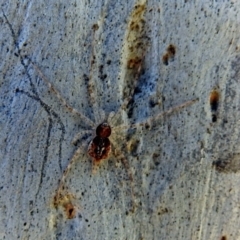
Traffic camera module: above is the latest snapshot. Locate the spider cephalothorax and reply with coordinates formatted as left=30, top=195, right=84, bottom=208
left=88, top=122, right=112, bottom=164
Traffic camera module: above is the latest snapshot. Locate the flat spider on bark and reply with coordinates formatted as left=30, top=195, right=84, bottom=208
left=31, top=57, right=197, bottom=215
left=28, top=17, right=198, bottom=214
left=2, top=7, right=197, bottom=219
left=30, top=57, right=143, bottom=213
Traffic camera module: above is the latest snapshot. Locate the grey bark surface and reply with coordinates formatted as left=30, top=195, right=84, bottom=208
left=0, top=0, right=239, bottom=240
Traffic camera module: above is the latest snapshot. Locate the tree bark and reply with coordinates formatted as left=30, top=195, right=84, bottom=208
left=1, top=0, right=239, bottom=239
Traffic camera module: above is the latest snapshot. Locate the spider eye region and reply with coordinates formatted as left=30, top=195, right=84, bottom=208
left=88, top=136, right=111, bottom=161
left=96, top=122, right=111, bottom=138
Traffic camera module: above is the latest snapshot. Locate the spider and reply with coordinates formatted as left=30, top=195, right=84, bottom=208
left=31, top=58, right=197, bottom=214
left=30, top=54, right=143, bottom=213
left=29, top=12, right=198, bottom=213
left=3, top=6, right=198, bottom=217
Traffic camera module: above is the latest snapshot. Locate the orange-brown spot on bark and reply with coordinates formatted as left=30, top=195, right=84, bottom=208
left=162, top=53, right=169, bottom=65
left=210, top=90, right=220, bottom=111
left=162, top=44, right=176, bottom=65
left=127, top=57, right=142, bottom=69
left=53, top=192, right=78, bottom=220
left=64, top=203, right=77, bottom=219
left=130, top=21, right=140, bottom=31
left=167, top=44, right=176, bottom=57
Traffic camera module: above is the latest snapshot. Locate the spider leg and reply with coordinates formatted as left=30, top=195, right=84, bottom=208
left=99, top=108, right=106, bottom=123
left=113, top=98, right=198, bottom=131
left=71, top=129, right=94, bottom=145
left=111, top=139, right=136, bottom=213
left=54, top=135, right=91, bottom=206
left=107, top=111, right=115, bottom=123
left=91, top=159, right=101, bottom=174
left=30, top=60, right=95, bottom=128
left=86, top=25, right=102, bottom=124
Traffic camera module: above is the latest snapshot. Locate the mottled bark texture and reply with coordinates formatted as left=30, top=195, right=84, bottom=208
left=1, top=1, right=240, bottom=239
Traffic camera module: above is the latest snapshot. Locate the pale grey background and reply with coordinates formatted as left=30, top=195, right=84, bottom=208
left=1, top=0, right=240, bottom=239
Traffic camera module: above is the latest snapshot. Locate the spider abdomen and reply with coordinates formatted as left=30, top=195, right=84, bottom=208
left=88, top=136, right=111, bottom=161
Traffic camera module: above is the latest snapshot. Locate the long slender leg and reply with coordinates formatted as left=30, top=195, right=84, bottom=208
left=71, top=129, right=94, bottom=145
left=113, top=98, right=198, bottom=131
left=111, top=139, right=136, bottom=213
left=87, top=24, right=101, bottom=124
left=30, top=60, right=96, bottom=128
left=54, top=136, right=91, bottom=206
